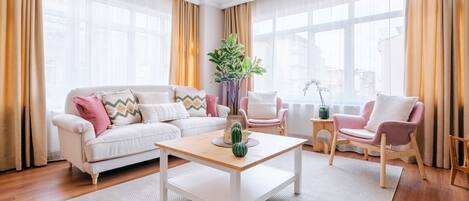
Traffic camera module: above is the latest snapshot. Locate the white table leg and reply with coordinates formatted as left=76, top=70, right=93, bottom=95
left=294, top=146, right=302, bottom=194
left=230, top=171, right=241, bottom=201
left=160, top=149, right=168, bottom=201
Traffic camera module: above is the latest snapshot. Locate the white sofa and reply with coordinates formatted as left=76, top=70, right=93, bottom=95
left=52, top=85, right=229, bottom=184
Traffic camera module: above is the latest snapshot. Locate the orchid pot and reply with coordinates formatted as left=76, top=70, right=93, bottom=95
left=318, top=105, right=330, bottom=119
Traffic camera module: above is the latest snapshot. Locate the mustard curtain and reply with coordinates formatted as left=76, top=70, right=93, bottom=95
left=170, top=0, right=200, bottom=88
left=0, top=0, right=47, bottom=171
left=223, top=2, right=252, bottom=108
left=405, top=0, right=468, bottom=168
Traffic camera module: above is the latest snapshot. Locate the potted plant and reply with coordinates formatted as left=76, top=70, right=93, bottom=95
left=208, top=34, right=266, bottom=114
left=303, top=80, right=329, bottom=119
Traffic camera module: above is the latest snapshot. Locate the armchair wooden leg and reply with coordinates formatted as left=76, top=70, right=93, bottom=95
left=450, top=167, right=457, bottom=185
left=410, top=133, right=426, bottom=179
left=328, top=131, right=338, bottom=166
left=91, top=173, right=99, bottom=185
left=283, top=123, right=288, bottom=136
left=364, top=148, right=369, bottom=160
left=380, top=134, right=387, bottom=188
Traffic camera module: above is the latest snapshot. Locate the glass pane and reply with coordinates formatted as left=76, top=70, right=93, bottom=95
left=253, top=36, right=274, bottom=93
left=354, top=0, right=405, bottom=18
left=272, top=32, right=309, bottom=98
left=276, top=12, right=308, bottom=31
left=92, top=2, right=130, bottom=25
left=354, top=17, right=405, bottom=99
left=313, top=3, right=349, bottom=24
left=310, top=29, right=345, bottom=102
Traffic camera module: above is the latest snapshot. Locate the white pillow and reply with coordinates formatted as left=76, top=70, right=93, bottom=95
left=365, top=95, right=418, bottom=132
left=139, top=102, right=189, bottom=123
left=134, top=92, right=171, bottom=104
left=247, top=91, right=277, bottom=119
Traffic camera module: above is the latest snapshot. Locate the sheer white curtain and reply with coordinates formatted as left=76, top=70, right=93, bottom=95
left=43, top=0, right=172, bottom=110
left=252, top=0, right=406, bottom=105
left=42, top=0, right=172, bottom=160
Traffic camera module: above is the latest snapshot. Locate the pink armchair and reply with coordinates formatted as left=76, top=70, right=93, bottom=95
left=239, top=97, right=288, bottom=135
left=329, top=101, right=427, bottom=188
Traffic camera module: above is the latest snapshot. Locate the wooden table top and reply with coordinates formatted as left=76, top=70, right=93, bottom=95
left=156, top=130, right=307, bottom=171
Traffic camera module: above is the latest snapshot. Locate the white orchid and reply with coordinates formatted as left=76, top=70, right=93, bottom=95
left=303, top=79, right=328, bottom=106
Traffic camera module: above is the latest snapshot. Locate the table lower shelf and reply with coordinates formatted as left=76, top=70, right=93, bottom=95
left=168, top=164, right=295, bottom=201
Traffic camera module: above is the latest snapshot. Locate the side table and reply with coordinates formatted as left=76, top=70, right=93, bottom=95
left=310, top=118, right=334, bottom=154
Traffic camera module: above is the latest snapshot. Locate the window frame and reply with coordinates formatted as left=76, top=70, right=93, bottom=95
left=253, top=2, right=405, bottom=103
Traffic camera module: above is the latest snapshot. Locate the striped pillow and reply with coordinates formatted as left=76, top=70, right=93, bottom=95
left=101, top=89, right=141, bottom=126
left=176, top=90, right=207, bottom=117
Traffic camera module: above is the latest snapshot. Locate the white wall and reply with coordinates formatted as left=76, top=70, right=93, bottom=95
left=199, top=4, right=223, bottom=99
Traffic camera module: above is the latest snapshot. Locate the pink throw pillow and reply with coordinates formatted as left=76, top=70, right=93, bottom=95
left=206, top=95, right=218, bottom=117
left=73, top=96, right=111, bottom=136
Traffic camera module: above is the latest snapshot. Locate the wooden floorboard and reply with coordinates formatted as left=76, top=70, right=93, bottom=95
left=0, top=145, right=468, bottom=201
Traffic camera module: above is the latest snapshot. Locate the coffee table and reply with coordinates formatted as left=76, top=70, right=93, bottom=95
left=155, top=130, right=307, bottom=201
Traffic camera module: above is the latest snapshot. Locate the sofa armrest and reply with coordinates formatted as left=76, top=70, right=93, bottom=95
left=52, top=114, right=96, bottom=142
left=217, top=105, right=230, bottom=118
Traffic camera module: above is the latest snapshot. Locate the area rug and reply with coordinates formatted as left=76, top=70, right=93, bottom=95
left=70, top=151, right=402, bottom=201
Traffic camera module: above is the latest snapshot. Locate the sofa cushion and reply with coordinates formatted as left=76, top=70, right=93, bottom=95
left=340, top=128, right=375, bottom=139
left=168, top=117, right=226, bottom=137
left=206, top=95, right=219, bottom=117
left=134, top=91, right=171, bottom=104
left=85, top=123, right=181, bottom=162
left=139, top=102, right=189, bottom=123
left=100, top=89, right=142, bottom=126
left=248, top=119, right=280, bottom=124
left=72, top=96, right=110, bottom=136
left=247, top=91, right=278, bottom=119
left=365, top=95, right=418, bottom=132
left=176, top=89, right=207, bottom=117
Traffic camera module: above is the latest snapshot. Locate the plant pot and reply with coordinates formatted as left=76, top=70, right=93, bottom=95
left=318, top=106, right=330, bottom=119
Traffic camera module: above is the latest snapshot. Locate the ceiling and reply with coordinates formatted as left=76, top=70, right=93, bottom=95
left=190, top=0, right=252, bottom=9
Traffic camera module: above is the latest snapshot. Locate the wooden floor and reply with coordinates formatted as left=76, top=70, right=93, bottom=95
left=0, top=145, right=468, bottom=201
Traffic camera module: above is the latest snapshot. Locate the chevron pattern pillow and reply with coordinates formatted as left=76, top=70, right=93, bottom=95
left=101, top=89, right=142, bottom=126
left=176, top=90, right=207, bottom=117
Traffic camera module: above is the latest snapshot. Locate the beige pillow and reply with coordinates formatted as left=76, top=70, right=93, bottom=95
left=134, top=92, right=171, bottom=104
left=139, top=102, right=189, bottom=123
left=101, top=89, right=141, bottom=126
left=176, top=90, right=207, bottom=117
left=247, top=91, right=277, bottom=119
left=365, top=94, right=418, bottom=132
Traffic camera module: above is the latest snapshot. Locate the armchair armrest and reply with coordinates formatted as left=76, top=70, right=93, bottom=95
left=52, top=114, right=96, bottom=142
left=216, top=105, right=230, bottom=118
left=278, top=108, right=288, bottom=125
left=375, top=121, right=418, bottom=145
left=239, top=108, right=249, bottom=125
left=333, top=114, right=367, bottom=130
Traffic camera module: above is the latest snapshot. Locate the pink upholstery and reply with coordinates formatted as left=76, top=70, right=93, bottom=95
left=239, top=97, right=287, bottom=129
left=333, top=101, right=424, bottom=146
left=205, top=95, right=218, bottom=117
left=73, top=96, right=111, bottom=136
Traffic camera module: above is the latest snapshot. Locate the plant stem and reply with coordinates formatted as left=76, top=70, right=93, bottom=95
left=319, top=90, right=325, bottom=107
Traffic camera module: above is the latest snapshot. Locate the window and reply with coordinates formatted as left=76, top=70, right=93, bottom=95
left=253, top=0, right=406, bottom=104
left=43, top=0, right=171, bottom=110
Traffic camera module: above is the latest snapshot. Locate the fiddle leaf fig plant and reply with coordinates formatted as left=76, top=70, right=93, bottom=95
left=208, top=34, right=266, bottom=114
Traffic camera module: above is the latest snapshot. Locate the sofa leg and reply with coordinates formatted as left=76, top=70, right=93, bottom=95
left=68, top=162, right=73, bottom=169
left=91, top=173, right=99, bottom=185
